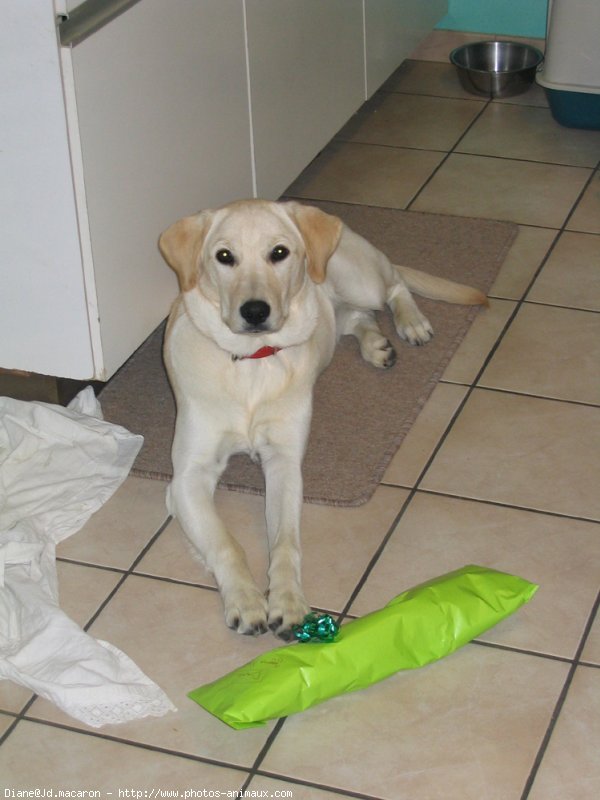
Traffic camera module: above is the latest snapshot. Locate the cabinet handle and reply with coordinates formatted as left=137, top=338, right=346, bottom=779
left=58, top=0, right=143, bottom=47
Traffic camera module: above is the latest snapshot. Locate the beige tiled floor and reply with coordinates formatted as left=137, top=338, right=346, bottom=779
left=3, top=59, right=599, bottom=799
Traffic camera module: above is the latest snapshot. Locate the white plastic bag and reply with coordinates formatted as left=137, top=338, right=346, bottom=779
left=0, top=388, right=176, bottom=726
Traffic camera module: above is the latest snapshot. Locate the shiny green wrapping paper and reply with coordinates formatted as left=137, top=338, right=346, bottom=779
left=188, top=565, right=538, bottom=729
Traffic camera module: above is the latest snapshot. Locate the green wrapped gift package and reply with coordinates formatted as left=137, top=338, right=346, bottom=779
left=188, top=565, right=538, bottom=729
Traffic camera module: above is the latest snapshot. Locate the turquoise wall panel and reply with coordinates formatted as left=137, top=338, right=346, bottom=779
left=436, top=0, right=547, bottom=38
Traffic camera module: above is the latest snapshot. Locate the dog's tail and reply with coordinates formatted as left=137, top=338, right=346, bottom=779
left=394, top=264, right=489, bottom=307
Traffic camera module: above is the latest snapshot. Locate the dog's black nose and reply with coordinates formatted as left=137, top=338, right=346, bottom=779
left=240, top=299, right=271, bottom=326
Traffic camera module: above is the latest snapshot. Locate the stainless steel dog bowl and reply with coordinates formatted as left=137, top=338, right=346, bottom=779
left=450, top=41, right=544, bottom=98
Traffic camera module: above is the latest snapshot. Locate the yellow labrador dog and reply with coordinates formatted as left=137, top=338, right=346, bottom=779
left=159, top=199, right=486, bottom=637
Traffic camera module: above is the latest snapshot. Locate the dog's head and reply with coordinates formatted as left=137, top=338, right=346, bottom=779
left=159, top=200, right=342, bottom=337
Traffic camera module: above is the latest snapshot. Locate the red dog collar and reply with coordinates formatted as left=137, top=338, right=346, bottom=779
left=233, top=346, right=281, bottom=361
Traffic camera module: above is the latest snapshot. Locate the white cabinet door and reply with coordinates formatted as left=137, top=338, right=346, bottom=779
left=365, top=0, right=448, bottom=97
left=68, top=0, right=254, bottom=377
left=0, top=0, right=95, bottom=379
left=245, top=0, right=365, bottom=199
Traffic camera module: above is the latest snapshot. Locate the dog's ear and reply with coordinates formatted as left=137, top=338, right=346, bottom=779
left=158, top=212, right=211, bottom=291
left=286, top=202, right=343, bottom=283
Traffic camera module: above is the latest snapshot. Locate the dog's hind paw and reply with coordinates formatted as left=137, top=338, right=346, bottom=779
left=359, top=333, right=397, bottom=369
left=396, top=315, right=434, bottom=346
left=373, top=339, right=397, bottom=369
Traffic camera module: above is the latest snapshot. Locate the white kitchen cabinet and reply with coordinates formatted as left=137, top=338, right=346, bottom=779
left=1, top=0, right=447, bottom=382
left=245, top=0, right=365, bottom=200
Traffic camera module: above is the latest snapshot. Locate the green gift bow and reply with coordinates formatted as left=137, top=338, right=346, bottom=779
left=292, top=612, right=340, bottom=643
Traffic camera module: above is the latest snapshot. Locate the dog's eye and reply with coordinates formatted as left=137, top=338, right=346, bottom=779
left=215, top=248, right=235, bottom=266
left=270, top=245, right=290, bottom=263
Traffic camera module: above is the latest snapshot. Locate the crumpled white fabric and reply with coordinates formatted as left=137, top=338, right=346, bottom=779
left=0, top=387, right=176, bottom=727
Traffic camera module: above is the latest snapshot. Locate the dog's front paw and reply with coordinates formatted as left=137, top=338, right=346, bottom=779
left=267, top=590, right=310, bottom=640
left=223, top=585, right=269, bottom=636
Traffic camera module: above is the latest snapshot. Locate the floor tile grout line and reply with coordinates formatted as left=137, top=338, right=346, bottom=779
left=494, top=220, right=600, bottom=236
left=488, top=296, right=600, bottom=314
left=405, top=98, right=492, bottom=209
left=447, top=383, right=600, bottom=410
left=574, top=590, right=600, bottom=668
left=520, top=662, right=585, bottom=800
left=2, top=713, right=254, bottom=778
left=55, top=561, right=229, bottom=596
left=252, top=767, right=387, bottom=800
left=519, top=297, right=600, bottom=313
left=82, top=515, right=173, bottom=634
left=449, top=119, right=600, bottom=172
left=127, top=570, right=220, bottom=593
left=55, top=516, right=175, bottom=580
left=385, top=88, right=551, bottom=113
left=337, top=489, right=421, bottom=621
left=381, top=86, right=489, bottom=104
left=578, top=660, right=600, bottom=670
left=238, top=718, right=288, bottom=795
left=333, top=135, right=451, bottom=155
left=56, top=557, right=128, bottom=575
left=379, top=485, right=600, bottom=526
left=0, top=715, right=20, bottom=748
left=452, top=148, right=600, bottom=170
left=340, top=138, right=600, bottom=172
left=471, top=638, right=576, bottom=666
left=529, top=159, right=600, bottom=250
left=520, top=589, right=600, bottom=799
